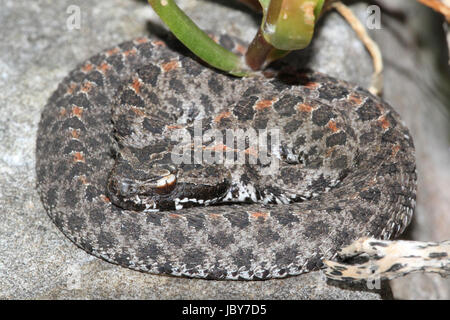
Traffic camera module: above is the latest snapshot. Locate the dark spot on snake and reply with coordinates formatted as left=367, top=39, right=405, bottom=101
left=67, top=213, right=85, bottom=232
left=273, top=94, right=302, bottom=117
left=118, top=40, right=134, bottom=51
left=97, top=230, right=117, bottom=249
left=224, top=211, right=250, bottom=229
left=200, top=94, right=214, bottom=114
left=138, top=242, right=161, bottom=261
left=356, top=99, right=381, bottom=121
left=55, top=161, right=67, bottom=178
left=254, top=117, right=268, bottom=129
left=113, top=252, right=132, bottom=266
left=106, top=54, right=125, bottom=73
left=64, top=187, right=79, bottom=207
left=359, top=130, right=375, bottom=145
left=233, top=96, right=257, bottom=121
left=165, top=229, right=187, bottom=246
left=331, top=155, right=348, bottom=169
left=119, top=89, right=145, bottom=109
left=114, top=114, right=133, bottom=137
left=243, top=86, right=262, bottom=96
left=169, top=78, right=186, bottom=94
left=137, top=42, right=153, bottom=58
left=318, top=83, right=349, bottom=101
left=359, top=188, right=381, bottom=203
left=385, top=263, right=404, bottom=273
left=69, top=162, right=90, bottom=180
left=206, top=269, right=228, bottom=280
left=45, top=187, right=58, bottom=209
left=350, top=206, right=374, bottom=223
left=275, top=247, right=299, bottom=266
left=208, top=231, right=235, bottom=249
left=294, top=135, right=306, bottom=147
left=285, top=119, right=301, bottom=134
left=304, top=221, right=329, bottom=240
left=68, top=92, right=92, bottom=110
left=88, top=207, right=106, bottom=226
left=208, top=76, right=223, bottom=95
left=379, top=163, right=398, bottom=176
left=63, top=140, right=86, bottom=155
left=312, top=105, right=335, bottom=126
left=120, top=220, right=141, bottom=241
left=312, top=129, right=323, bottom=140
left=186, top=213, right=206, bottom=230
left=326, top=131, right=347, bottom=147
left=183, top=248, right=206, bottom=269
left=369, top=241, right=389, bottom=247
left=233, top=248, right=254, bottom=269
left=137, top=63, right=160, bottom=86
left=304, top=253, right=324, bottom=271
left=88, top=53, right=105, bottom=66
left=256, top=227, right=280, bottom=244
left=272, top=210, right=300, bottom=226
left=381, top=129, right=398, bottom=144
left=86, top=70, right=104, bottom=87
left=85, top=185, right=101, bottom=202
left=428, top=252, right=448, bottom=259
left=310, top=174, right=328, bottom=193
left=142, top=117, right=164, bottom=134
left=146, top=212, right=162, bottom=226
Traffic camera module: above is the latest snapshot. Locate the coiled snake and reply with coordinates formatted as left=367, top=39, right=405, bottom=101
left=36, top=35, right=416, bottom=280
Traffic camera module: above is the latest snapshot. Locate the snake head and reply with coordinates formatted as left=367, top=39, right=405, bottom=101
left=107, top=164, right=179, bottom=211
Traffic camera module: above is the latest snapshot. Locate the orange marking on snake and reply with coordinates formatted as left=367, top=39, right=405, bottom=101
left=98, top=62, right=110, bottom=74
left=106, top=48, right=120, bottom=56
left=71, top=129, right=80, bottom=139
left=66, top=83, right=77, bottom=94
left=132, top=78, right=141, bottom=94
left=152, top=40, right=166, bottom=47
left=71, top=106, right=83, bottom=118
left=378, top=115, right=390, bottom=130
left=298, top=103, right=313, bottom=112
left=214, top=111, right=231, bottom=123
left=123, top=48, right=137, bottom=56
left=392, top=145, right=401, bottom=157
left=82, top=63, right=93, bottom=72
left=131, top=107, right=145, bottom=116
left=161, top=60, right=180, bottom=72
left=249, top=211, right=270, bottom=220
left=81, top=82, right=92, bottom=93
left=327, top=120, right=339, bottom=132
left=255, top=99, right=275, bottom=110
left=135, top=37, right=148, bottom=44
left=304, top=81, right=319, bottom=89
left=73, top=152, right=85, bottom=163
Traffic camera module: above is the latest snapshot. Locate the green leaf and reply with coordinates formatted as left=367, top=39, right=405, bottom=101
left=148, top=0, right=248, bottom=76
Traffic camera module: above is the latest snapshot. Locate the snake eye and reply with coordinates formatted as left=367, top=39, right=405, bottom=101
left=118, top=179, right=138, bottom=196
left=155, top=174, right=177, bottom=194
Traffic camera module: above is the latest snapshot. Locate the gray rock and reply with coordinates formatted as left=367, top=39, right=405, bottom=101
left=0, top=0, right=447, bottom=299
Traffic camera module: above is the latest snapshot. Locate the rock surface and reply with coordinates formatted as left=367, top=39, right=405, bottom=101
left=0, top=0, right=448, bottom=299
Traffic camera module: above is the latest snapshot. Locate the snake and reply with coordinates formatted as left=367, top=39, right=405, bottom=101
left=36, top=34, right=417, bottom=280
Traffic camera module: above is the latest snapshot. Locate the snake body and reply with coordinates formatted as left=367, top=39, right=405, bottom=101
left=36, top=36, right=416, bottom=280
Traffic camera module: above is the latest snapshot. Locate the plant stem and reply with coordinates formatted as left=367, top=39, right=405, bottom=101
left=148, top=0, right=248, bottom=76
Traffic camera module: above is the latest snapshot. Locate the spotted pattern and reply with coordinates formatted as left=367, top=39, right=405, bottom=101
left=36, top=36, right=417, bottom=280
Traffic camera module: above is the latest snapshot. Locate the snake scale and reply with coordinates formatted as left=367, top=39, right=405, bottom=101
left=36, top=35, right=417, bottom=280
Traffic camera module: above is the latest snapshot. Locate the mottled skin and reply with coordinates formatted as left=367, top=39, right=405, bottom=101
left=36, top=36, right=416, bottom=280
